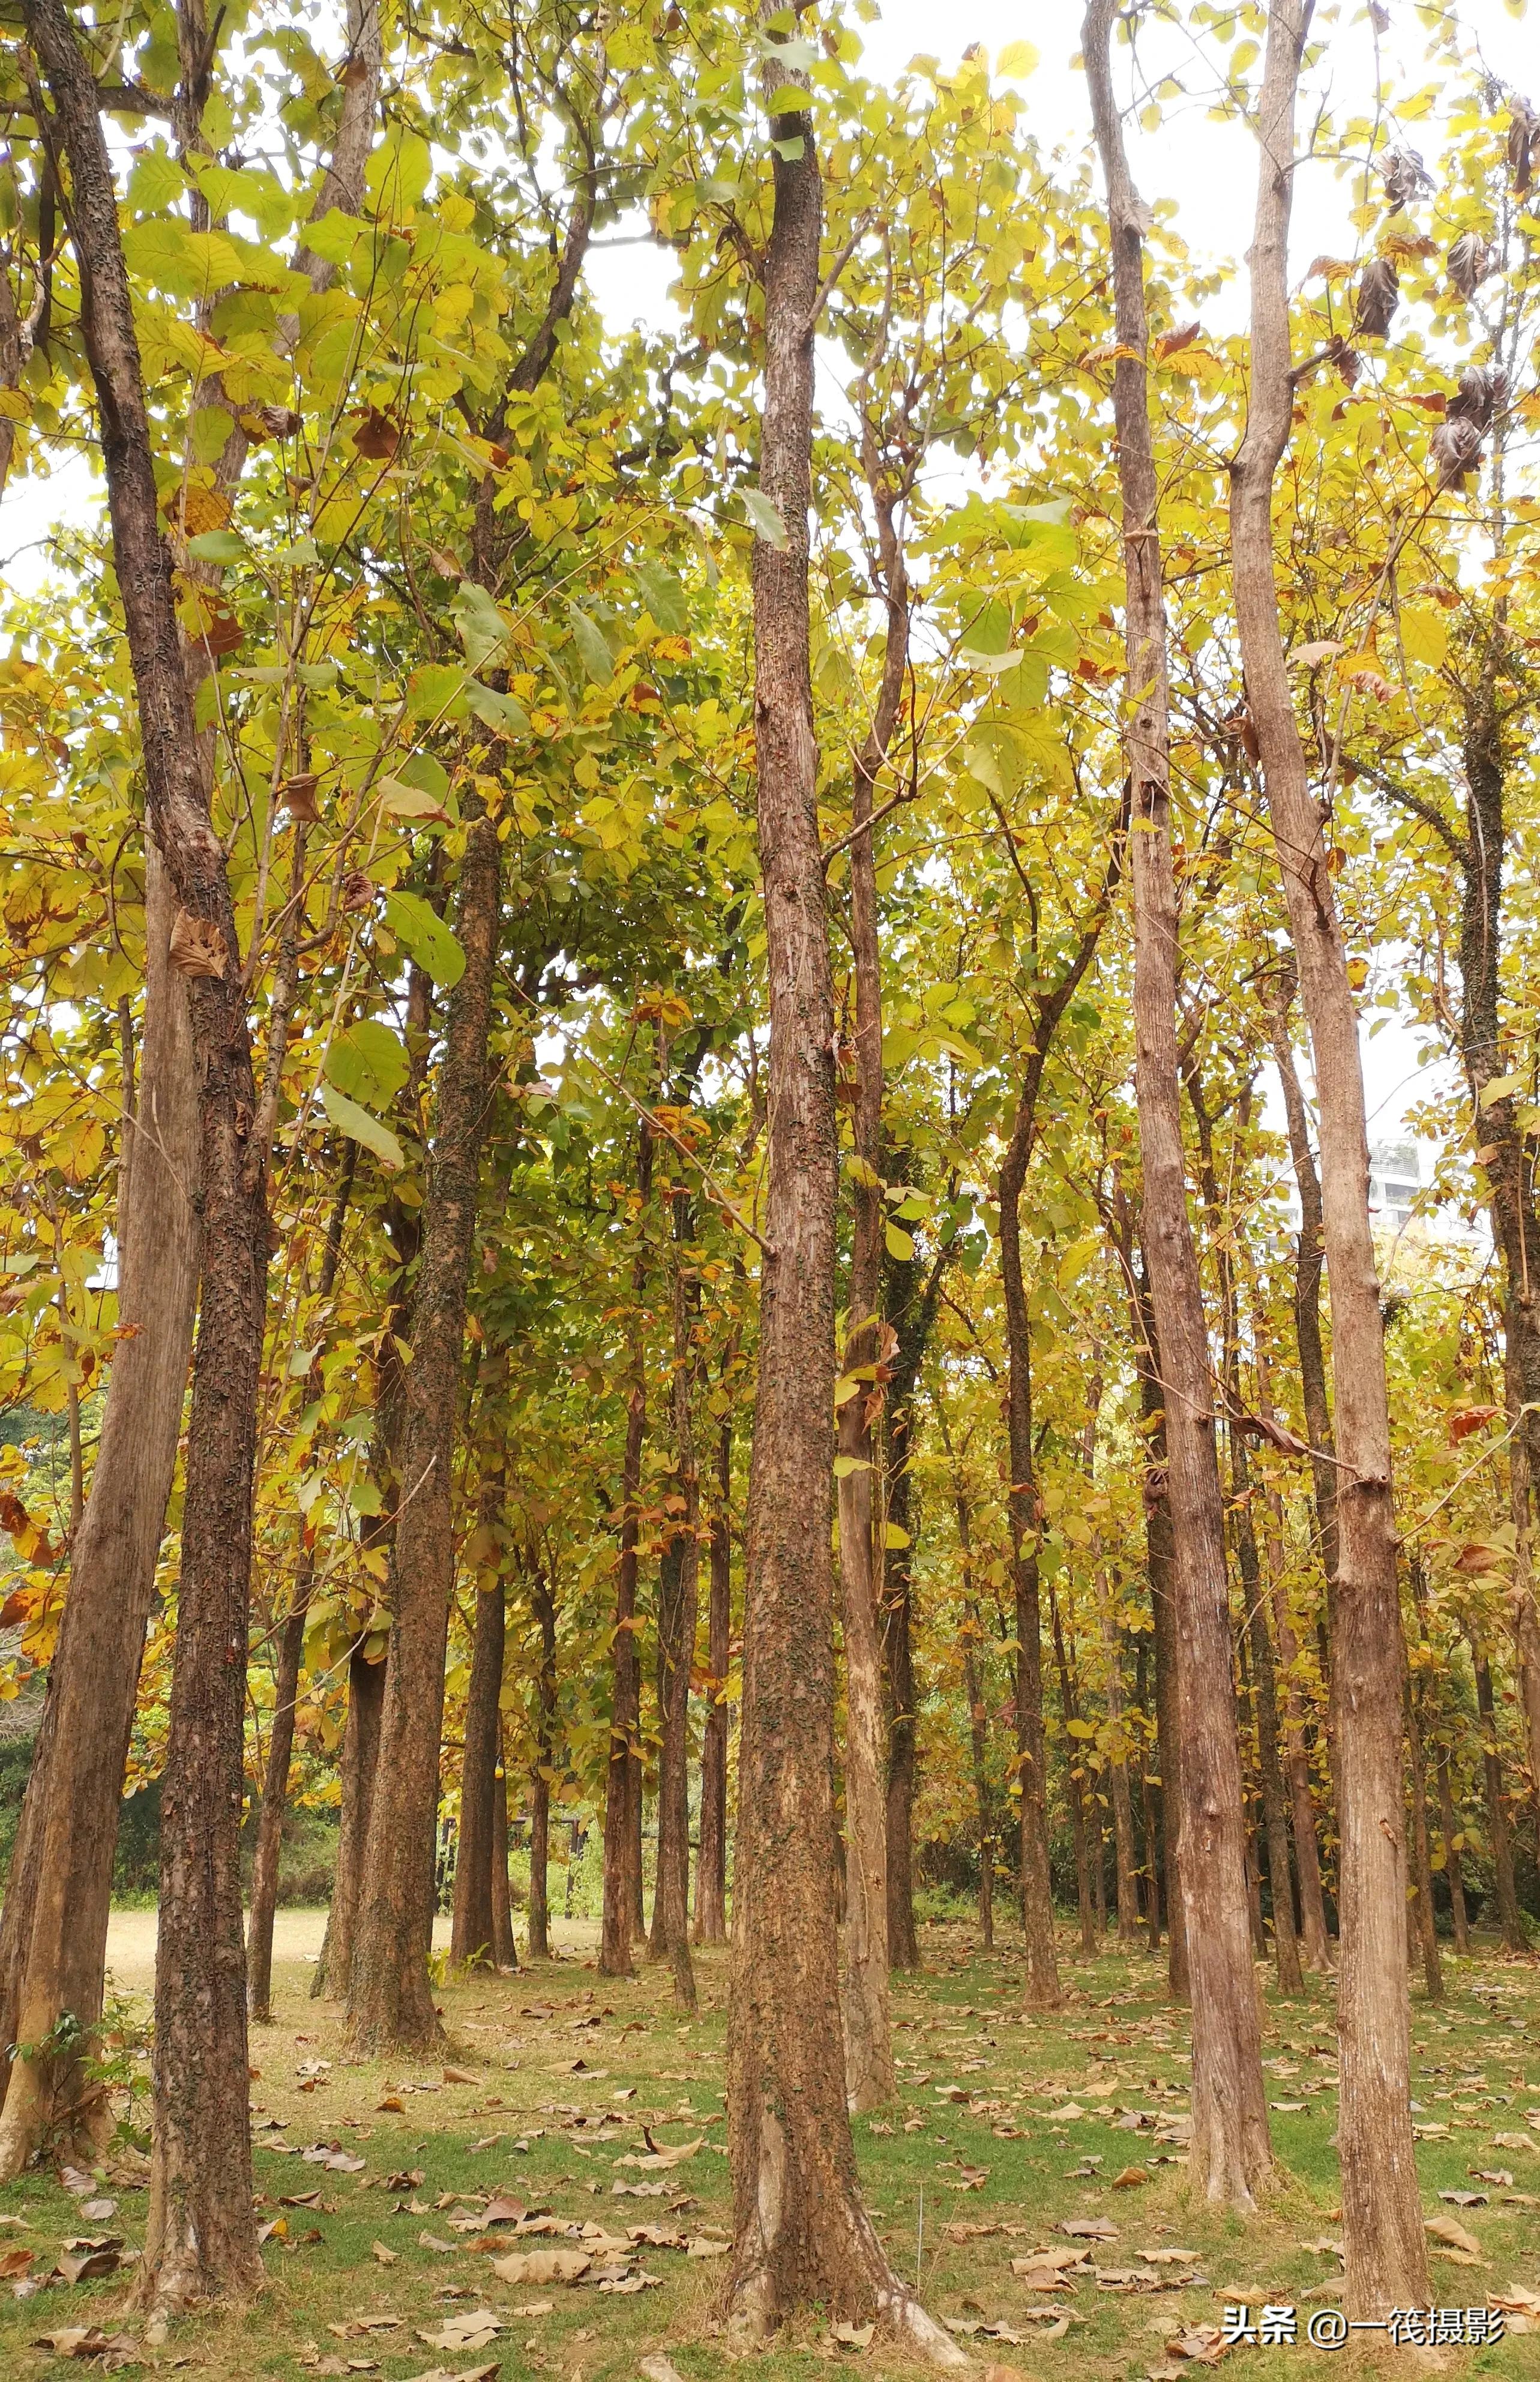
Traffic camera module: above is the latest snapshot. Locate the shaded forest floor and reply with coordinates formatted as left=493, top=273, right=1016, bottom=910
left=5, top=1917, right=1540, bottom=2380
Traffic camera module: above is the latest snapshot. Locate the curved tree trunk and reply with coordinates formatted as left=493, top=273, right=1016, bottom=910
left=724, top=32, right=960, bottom=2363
left=1085, top=0, right=1269, bottom=2210
left=1230, top=0, right=1425, bottom=2311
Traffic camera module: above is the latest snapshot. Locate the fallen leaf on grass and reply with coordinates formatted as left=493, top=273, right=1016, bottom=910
left=371, top=2242, right=397, bottom=2266
left=1164, top=2324, right=1228, bottom=2364
left=1137, top=2250, right=1200, bottom=2266
left=0, top=2247, right=34, bottom=2278
left=415, top=2311, right=499, bottom=2351
left=442, top=2068, right=479, bottom=2087
left=1440, top=2190, right=1487, bottom=2207
left=638, top=2359, right=687, bottom=2382
left=1491, top=2133, right=1534, bottom=2153
left=1061, top=2217, right=1117, bottom=2240
left=613, top=2135, right=703, bottom=2172
left=490, top=2248, right=591, bottom=2285
left=78, top=2200, right=116, bottom=2224
left=1112, top=2166, right=1150, bottom=2189
left=376, top=2097, right=405, bottom=2115
left=1425, top=2213, right=1483, bottom=2260
left=400, top=2365, right=500, bottom=2382
left=53, top=2245, right=122, bottom=2285
left=1472, top=2169, right=1513, bottom=2186
left=612, top=2181, right=667, bottom=2199
left=687, top=2235, right=731, bottom=2258
left=831, top=2320, right=875, bottom=2349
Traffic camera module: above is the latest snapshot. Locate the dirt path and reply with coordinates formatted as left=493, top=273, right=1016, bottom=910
left=103, top=1905, right=599, bottom=2003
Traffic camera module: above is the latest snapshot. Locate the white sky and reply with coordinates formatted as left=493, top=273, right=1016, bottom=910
left=8, top=0, right=1536, bottom=1160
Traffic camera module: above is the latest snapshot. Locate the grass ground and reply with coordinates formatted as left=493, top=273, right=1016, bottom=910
left=5, top=1911, right=1540, bottom=2381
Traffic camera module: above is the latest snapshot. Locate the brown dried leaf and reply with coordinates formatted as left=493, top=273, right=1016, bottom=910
left=169, top=908, right=229, bottom=981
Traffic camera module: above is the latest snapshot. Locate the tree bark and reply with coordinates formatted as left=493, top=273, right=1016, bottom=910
left=247, top=1157, right=353, bottom=2025
left=1134, top=1266, right=1189, bottom=2001
left=451, top=1467, right=508, bottom=1969
left=1245, top=1555, right=1304, bottom=1994
left=1474, top=1651, right=1526, bottom=1952
left=1230, top=0, right=1425, bottom=2311
left=1049, top=1585, right=1096, bottom=1956
left=1255, top=1359, right=1332, bottom=1970
left=1085, top=0, right=1268, bottom=2211
left=1266, top=970, right=1340, bottom=1590
left=879, top=1234, right=945, bottom=1973
left=1436, top=1748, right=1470, bottom=1956
left=312, top=1645, right=384, bottom=2000
left=0, top=853, right=199, bottom=2174
left=490, top=1722, right=516, bottom=1968
left=724, top=34, right=959, bottom=2360
left=651, top=1190, right=700, bottom=2012
left=1404, top=1679, right=1443, bottom=2000
left=526, top=1561, right=557, bottom=1961
left=694, top=1414, right=732, bottom=1944
left=1102, top=1584, right=1141, bottom=1947
left=601, top=1131, right=650, bottom=1978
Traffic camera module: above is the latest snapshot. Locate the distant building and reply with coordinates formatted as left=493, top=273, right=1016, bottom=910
left=1369, top=1140, right=1422, bottom=1234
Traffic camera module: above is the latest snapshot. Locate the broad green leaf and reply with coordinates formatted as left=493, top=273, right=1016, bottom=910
left=465, top=681, right=531, bottom=738
left=633, top=562, right=689, bottom=634
left=741, top=489, right=788, bottom=549
left=185, top=530, right=246, bottom=564
left=452, top=579, right=511, bottom=671
left=885, top=1223, right=915, bottom=1260
left=568, top=605, right=615, bottom=686
left=325, top=1020, right=410, bottom=1109
left=383, top=890, right=465, bottom=988
left=321, top=1081, right=405, bottom=1169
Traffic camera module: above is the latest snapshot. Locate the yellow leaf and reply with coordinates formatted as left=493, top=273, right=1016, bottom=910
left=996, top=40, right=1039, bottom=76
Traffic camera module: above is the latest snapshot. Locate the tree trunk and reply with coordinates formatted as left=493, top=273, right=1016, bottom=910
left=835, top=426, right=907, bottom=2106
left=1102, top=1588, right=1141, bottom=1947
left=1245, top=1560, right=1304, bottom=1995
left=1404, top=1680, right=1443, bottom=2000
left=1084, top=0, right=1269, bottom=2212
left=601, top=1129, right=651, bottom=1978
left=345, top=802, right=501, bottom=2049
left=1266, top=971, right=1340, bottom=1591
left=881, top=1536, right=919, bottom=1972
left=312, top=1645, right=384, bottom=2000
left=451, top=1474, right=508, bottom=1970
left=1135, top=1639, right=1161, bottom=1950
left=1436, top=1749, right=1470, bottom=1956
left=1475, top=1652, right=1526, bottom=1952
left=999, top=1184, right=1058, bottom=2008
left=1137, top=1280, right=1188, bottom=2000
left=0, top=854, right=199, bottom=2177
left=954, top=1488, right=994, bottom=1953
left=1230, top=0, right=1425, bottom=2311
left=651, top=1190, right=700, bottom=2013
left=1051, top=1583, right=1096, bottom=1957
left=1255, top=1361, right=1332, bottom=1970
left=724, top=34, right=959, bottom=2361
left=490, top=1723, right=516, bottom=1968
left=22, top=0, right=290, bottom=2312
left=526, top=1564, right=557, bottom=1961
left=247, top=1159, right=353, bottom=2025
left=694, top=1416, right=732, bottom=1944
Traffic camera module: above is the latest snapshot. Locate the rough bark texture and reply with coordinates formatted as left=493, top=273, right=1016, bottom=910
left=451, top=1469, right=508, bottom=1969
left=0, top=854, right=198, bottom=2172
left=21, top=0, right=291, bottom=2311
left=313, top=1646, right=385, bottom=2000
left=490, top=1723, right=516, bottom=1968
left=1436, top=1749, right=1470, bottom=1955
left=1230, top=0, right=1425, bottom=2311
left=1086, top=0, right=1269, bottom=2209
left=651, top=1192, right=700, bottom=2012
left=601, top=1136, right=649, bottom=1979
left=1050, top=1586, right=1097, bottom=1956
left=879, top=1236, right=943, bottom=1974
left=1256, top=1363, right=1332, bottom=1970
left=1266, top=974, right=1340, bottom=1591
left=1102, top=1590, right=1141, bottom=1946
left=1245, top=1551, right=1304, bottom=1995
left=346, top=809, right=501, bottom=2050
left=694, top=1416, right=732, bottom=1944
left=247, top=1162, right=352, bottom=2024
left=527, top=1563, right=557, bottom=1961
left=1135, top=1277, right=1189, bottom=2001
left=724, top=40, right=959, bottom=2362
left=1475, top=1652, right=1526, bottom=1952
left=1404, top=1681, right=1443, bottom=2000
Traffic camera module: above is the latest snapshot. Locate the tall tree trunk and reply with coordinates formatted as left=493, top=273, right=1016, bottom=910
left=451, top=1465, right=509, bottom=1969
left=724, top=32, right=959, bottom=2361
left=1136, top=1273, right=1188, bottom=2000
left=1246, top=1560, right=1304, bottom=1994
left=835, top=426, right=907, bottom=2106
left=953, top=1482, right=995, bottom=1953
left=1135, top=1637, right=1161, bottom=1950
left=0, top=854, right=198, bottom=2175
left=312, top=1645, right=385, bottom=2000
left=1404, top=1679, right=1443, bottom=2000
left=247, top=1157, right=353, bottom=2024
left=1265, top=970, right=1340, bottom=1591
left=878, top=1237, right=945, bottom=1974
left=651, top=1189, right=700, bottom=2013
left=999, top=1180, right=1059, bottom=2009
left=1050, top=1585, right=1096, bottom=1956
left=0, top=0, right=379, bottom=2185
left=490, top=1722, right=516, bottom=1968
left=1474, top=1651, right=1526, bottom=1952
left=602, top=1127, right=651, bottom=1977
left=1101, top=1588, right=1140, bottom=1947
left=526, top=1564, right=557, bottom=1962
left=22, top=0, right=304, bottom=2311
left=1255, top=1358, right=1332, bottom=1970
left=1230, top=0, right=1425, bottom=2310
left=345, top=800, right=501, bottom=2049
left=694, top=1415, right=732, bottom=1944
left=1085, top=0, right=1269, bottom=2211
left=1436, top=1749, right=1471, bottom=1956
